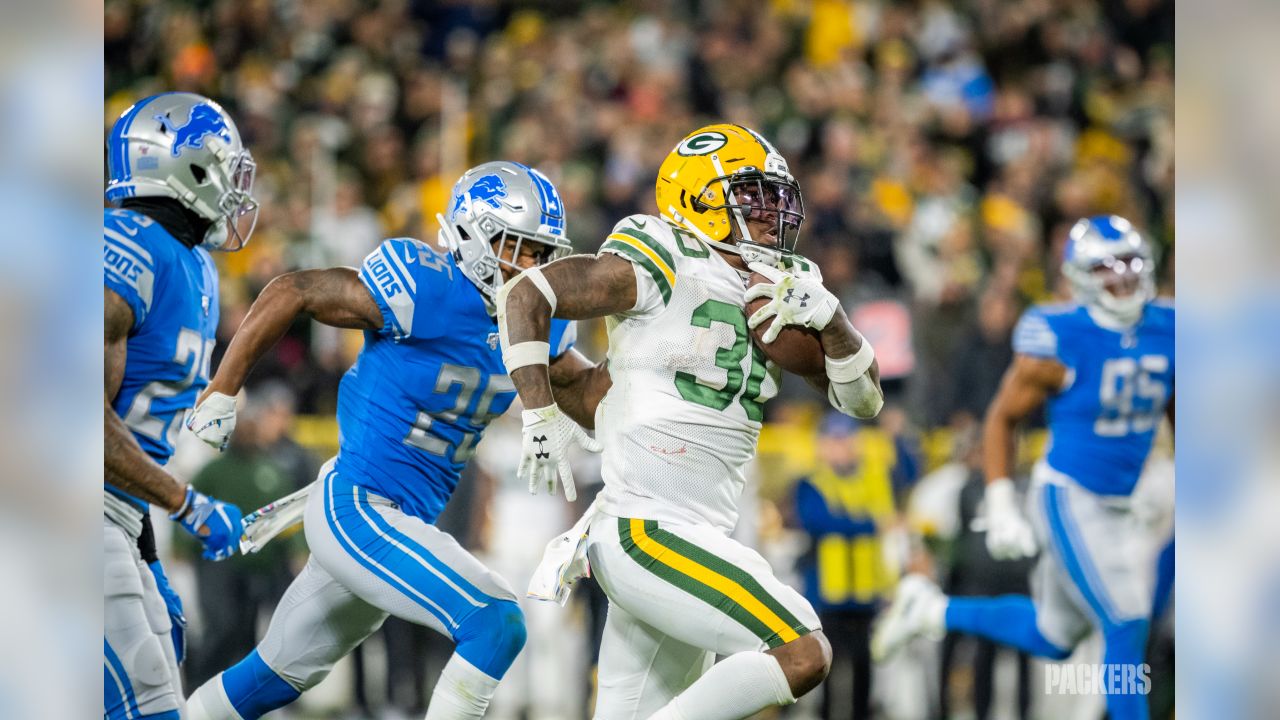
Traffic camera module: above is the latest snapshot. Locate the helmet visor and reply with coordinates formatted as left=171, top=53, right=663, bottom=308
left=1089, top=254, right=1149, bottom=298
left=724, top=174, right=805, bottom=253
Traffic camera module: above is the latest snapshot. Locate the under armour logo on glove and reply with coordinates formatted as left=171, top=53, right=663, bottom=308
left=519, top=405, right=603, bottom=502
left=784, top=288, right=810, bottom=307
left=745, top=261, right=840, bottom=344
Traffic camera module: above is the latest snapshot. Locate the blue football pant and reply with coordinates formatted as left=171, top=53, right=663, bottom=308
left=188, top=461, right=525, bottom=719
left=944, top=464, right=1159, bottom=720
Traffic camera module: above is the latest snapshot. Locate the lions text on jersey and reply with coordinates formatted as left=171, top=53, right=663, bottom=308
left=1013, top=299, right=1174, bottom=496
left=104, top=207, right=219, bottom=509
left=345, top=237, right=575, bottom=521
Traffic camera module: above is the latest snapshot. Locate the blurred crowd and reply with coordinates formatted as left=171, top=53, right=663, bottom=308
left=106, top=0, right=1174, bottom=717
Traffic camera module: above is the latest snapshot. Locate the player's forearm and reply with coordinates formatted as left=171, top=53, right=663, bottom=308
left=105, top=403, right=187, bottom=512
left=818, top=309, right=884, bottom=418
left=205, top=276, right=305, bottom=397
left=551, top=364, right=612, bottom=429
left=981, top=408, right=1017, bottom=484
left=819, top=308, right=863, bottom=360
left=501, top=277, right=556, bottom=409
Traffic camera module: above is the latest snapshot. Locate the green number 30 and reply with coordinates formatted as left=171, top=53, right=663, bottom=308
left=674, top=299, right=770, bottom=421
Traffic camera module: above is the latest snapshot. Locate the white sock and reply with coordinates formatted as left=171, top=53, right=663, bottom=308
left=647, top=651, right=795, bottom=720
left=424, top=654, right=501, bottom=720
left=186, top=674, right=244, bottom=720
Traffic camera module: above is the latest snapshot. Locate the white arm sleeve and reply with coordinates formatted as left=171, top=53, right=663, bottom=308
left=825, top=341, right=882, bottom=418
left=828, top=374, right=884, bottom=419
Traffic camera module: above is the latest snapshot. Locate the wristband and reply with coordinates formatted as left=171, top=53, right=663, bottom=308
left=825, top=341, right=875, bottom=383
left=169, top=486, right=194, bottom=520
left=503, top=341, right=551, bottom=373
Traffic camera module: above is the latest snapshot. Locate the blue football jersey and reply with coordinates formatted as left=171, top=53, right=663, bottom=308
left=104, top=208, right=219, bottom=508
left=338, top=238, right=576, bottom=522
left=1012, top=300, right=1174, bottom=495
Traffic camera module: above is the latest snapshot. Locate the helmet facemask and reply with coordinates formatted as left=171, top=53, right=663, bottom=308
left=204, top=151, right=259, bottom=251
left=698, top=169, right=804, bottom=263
left=437, top=210, right=571, bottom=309
left=1065, top=253, right=1156, bottom=326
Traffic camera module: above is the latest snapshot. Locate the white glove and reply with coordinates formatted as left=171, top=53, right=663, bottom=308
left=186, top=391, right=238, bottom=451
left=745, top=261, right=840, bottom=344
left=519, top=404, right=603, bottom=502
left=981, top=478, right=1038, bottom=560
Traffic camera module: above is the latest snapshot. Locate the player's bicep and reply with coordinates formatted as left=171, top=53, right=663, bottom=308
left=105, top=288, right=133, bottom=401
left=990, top=354, right=1066, bottom=421
left=293, top=267, right=384, bottom=330
left=539, top=254, right=639, bottom=320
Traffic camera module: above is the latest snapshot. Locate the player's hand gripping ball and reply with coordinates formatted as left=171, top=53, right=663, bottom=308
left=744, top=262, right=831, bottom=376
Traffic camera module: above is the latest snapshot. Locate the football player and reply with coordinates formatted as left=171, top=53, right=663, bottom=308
left=105, top=93, right=256, bottom=720
left=498, top=124, right=883, bottom=720
left=183, top=161, right=609, bottom=719
left=872, top=216, right=1174, bottom=720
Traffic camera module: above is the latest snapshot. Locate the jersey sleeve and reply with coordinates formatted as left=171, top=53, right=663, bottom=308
left=358, top=238, right=454, bottom=341
left=549, top=319, right=577, bottom=359
left=1011, top=306, right=1060, bottom=360
left=597, top=215, right=679, bottom=316
left=104, top=220, right=159, bottom=332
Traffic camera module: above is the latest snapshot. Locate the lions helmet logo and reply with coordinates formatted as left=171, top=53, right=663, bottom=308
left=451, top=173, right=509, bottom=217
left=154, top=103, right=234, bottom=158
left=676, top=131, right=728, bottom=156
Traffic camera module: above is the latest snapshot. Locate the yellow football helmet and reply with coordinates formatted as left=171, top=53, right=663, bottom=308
left=655, top=123, right=804, bottom=259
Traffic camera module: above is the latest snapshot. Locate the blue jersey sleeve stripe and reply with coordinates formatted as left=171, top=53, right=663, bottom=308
left=103, top=244, right=155, bottom=324
left=104, top=229, right=155, bottom=269
left=358, top=265, right=407, bottom=339
left=1012, top=313, right=1058, bottom=357
left=382, top=242, right=418, bottom=294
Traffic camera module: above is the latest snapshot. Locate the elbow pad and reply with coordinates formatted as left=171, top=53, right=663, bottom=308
left=825, top=342, right=883, bottom=418
left=828, top=375, right=884, bottom=419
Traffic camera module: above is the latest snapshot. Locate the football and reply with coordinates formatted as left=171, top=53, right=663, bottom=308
left=745, top=272, right=826, bottom=377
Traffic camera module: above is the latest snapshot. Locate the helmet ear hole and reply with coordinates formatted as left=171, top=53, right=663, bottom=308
left=190, top=164, right=208, bottom=185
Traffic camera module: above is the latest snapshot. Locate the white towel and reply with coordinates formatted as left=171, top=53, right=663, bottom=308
left=239, top=481, right=313, bottom=555
left=527, top=498, right=602, bottom=605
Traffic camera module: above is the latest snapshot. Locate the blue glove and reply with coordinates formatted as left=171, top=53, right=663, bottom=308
left=171, top=487, right=244, bottom=561
left=147, top=560, right=187, bottom=663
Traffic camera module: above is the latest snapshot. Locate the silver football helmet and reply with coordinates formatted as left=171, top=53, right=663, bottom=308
left=1062, top=215, right=1157, bottom=325
left=437, top=161, right=573, bottom=310
left=106, top=92, right=258, bottom=251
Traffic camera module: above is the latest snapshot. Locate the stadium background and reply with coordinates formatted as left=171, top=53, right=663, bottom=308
left=105, top=0, right=1174, bottom=717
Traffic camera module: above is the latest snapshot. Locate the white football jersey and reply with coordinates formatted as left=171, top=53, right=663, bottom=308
left=594, top=214, right=780, bottom=533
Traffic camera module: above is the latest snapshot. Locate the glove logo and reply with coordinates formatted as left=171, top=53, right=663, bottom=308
left=784, top=288, right=810, bottom=307
left=534, top=434, right=550, bottom=459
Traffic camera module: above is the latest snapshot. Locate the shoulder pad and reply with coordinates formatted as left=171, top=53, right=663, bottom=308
left=600, top=215, right=678, bottom=306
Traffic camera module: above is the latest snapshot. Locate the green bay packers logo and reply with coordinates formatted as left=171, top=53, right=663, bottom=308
left=676, top=131, right=728, bottom=156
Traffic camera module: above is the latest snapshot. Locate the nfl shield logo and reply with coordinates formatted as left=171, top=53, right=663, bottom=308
left=487, top=333, right=500, bottom=350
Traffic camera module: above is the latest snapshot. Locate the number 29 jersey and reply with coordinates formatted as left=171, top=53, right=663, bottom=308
left=104, top=208, right=219, bottom=509
left=594, top=215, right=781, bottom=534
left=344, top=238, right=575, bottom=522
left=1012, top=300, right=1174, bottom=496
